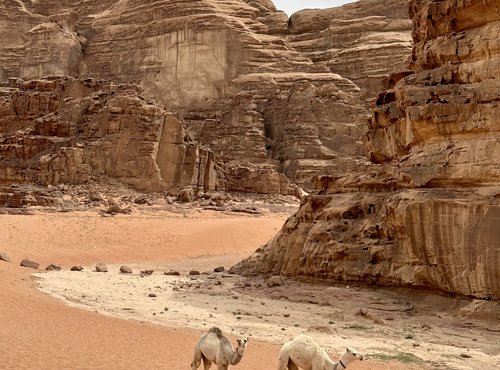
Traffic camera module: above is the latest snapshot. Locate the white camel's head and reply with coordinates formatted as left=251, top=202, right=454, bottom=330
left=236, top=337, right=248, bottom=354
left=341, top=347, right=364, bottom=364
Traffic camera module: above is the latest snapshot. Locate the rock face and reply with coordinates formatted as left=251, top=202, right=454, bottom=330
left=0, top=1, right=44, bottom=81
left=233, top=0, right=500, bottom=299
left=0, top=77, right=217, bottom=192
left=0, top=0, right=412, bottom=193
left=288, top=0, right=412, bottom=105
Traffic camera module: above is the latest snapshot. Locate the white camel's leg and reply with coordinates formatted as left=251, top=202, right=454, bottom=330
left=277, top=350, right=289, bottom=370
left=202, top=355, right=212, bottom=370
left=191, top=347, right=202, bottom=370
left=311, top=358, right=324, bottom=370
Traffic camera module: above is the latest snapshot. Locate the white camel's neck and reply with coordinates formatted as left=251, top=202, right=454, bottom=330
left=230, top=346, right=245, bottom=365
left=337, top=352, right=353, bottom=369
left=325, top=356, right=336, bottom=370
left=334, top=360, right=346, bottom=370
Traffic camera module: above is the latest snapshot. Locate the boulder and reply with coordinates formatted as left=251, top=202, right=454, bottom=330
left=0, top=252, right=11, bottom=262
left=177, top=188, right=194, bottom=203
left=164, top=270, right=180, bottom=276
left=266, top=276, right=283, bottom=287
left=120, top=265, right=133, bottom=274
left=95, top=263, right=108, bottom=272
left=20, top=259, right=39, bottom=269
left=45, top=264, right=62, bottom=271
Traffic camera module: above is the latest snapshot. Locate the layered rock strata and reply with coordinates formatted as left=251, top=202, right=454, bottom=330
left=0, top=0, right=412, bottom=193
left=0, top=77, right=217, bottom=192
left=287, top=0, right=413, bottom=105
left=0, top=1, right=44, bottom=81
left=234, top=0, right=500, bottom=299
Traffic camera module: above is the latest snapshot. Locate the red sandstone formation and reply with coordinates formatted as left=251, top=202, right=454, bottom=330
left=233, top=0, right=500, bottom=299
left=0, top=77, right=216, bottom=192
left=0, top=0, right=412, bottom=193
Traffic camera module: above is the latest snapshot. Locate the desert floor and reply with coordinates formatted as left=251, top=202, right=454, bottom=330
left=1, top=204, right=499, bottom=370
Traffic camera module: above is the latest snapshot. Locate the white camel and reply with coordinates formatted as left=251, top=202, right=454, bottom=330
left=191, top=327, right=248, bottom=370
left=277, top=335, right=363, bottom=370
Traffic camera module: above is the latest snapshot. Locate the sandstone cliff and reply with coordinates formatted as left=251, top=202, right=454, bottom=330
left=288, top=0, right=412, bottom=105
left=0, top=77, right=217, bottom=192
left=0, top=0, right=412, bottom=193
left=234, top=0, right=500, bottom=299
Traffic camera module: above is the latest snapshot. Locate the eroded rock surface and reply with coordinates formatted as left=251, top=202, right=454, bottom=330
left=234, top=0, right=500, bottom=299
left=0, top=77, right=217, bottom=192
left=0, top=0, right=412, bottom=193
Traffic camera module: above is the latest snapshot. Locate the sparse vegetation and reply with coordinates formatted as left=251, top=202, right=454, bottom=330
left=370, top=351, right=426, bottom=365
left=345, top=324, right=369, bottom=330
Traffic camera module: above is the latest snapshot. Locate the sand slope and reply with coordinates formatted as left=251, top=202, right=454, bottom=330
left=1, top=209, right=481, bottom=369
left=0, top=210, right=286, bottom=369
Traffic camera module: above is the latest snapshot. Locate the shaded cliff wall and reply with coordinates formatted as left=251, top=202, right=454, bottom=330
left=233, top=0, right=500, bottom=299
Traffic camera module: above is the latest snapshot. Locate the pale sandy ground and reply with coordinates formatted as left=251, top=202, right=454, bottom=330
left=1, top=207, right=498, bottom=369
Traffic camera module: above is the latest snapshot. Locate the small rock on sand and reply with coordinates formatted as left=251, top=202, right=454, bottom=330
left=120, top=265, right=133, bottom=274
left=106, top=198, right=122, bottom=214
left=214, top=266, right=225, bottom=273
left=189, top=270, right=201, bottom=276
left=45, top=264, right=62, bottom=271
left=0, top=252, right=11, bottom=262
left=20, top=259, right=39, bottom=269
left=70, top=265, right=83, bottom=271
left=95, top=263, right=108, bottom=272
left=164, top=270, right=180, bottom=276
left=266, top=275, right=283, bottom=287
